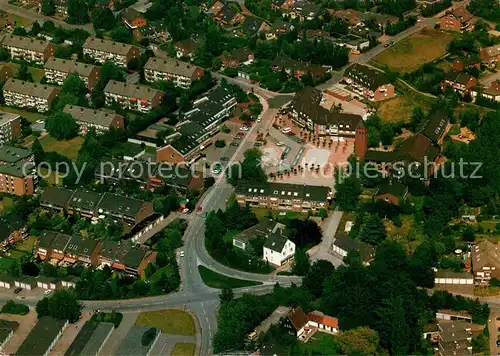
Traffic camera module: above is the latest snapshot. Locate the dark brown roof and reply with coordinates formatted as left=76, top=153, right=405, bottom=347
left=287, top=306, right=308, bottom=331
left=344, top=63, right=391, bottom=91
left=416, top=110, right=449, bottom=143
left=398, top=133, right=439, bottom=163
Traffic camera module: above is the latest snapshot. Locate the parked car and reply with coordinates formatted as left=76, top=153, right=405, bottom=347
left=221, top=156, right=229, bottom=161
left=276, top=141, right=284, bottom=146
left=240, top=126, right=249, bottom=131
left=182, top=208, right=190, bottom=213
left=44, top=290, right=52, bottom=296
left=230, top=142, right=239, bottom=146
left=180, top=251, right=185, bottom=257
left=13, top=287, right=22, bottom=294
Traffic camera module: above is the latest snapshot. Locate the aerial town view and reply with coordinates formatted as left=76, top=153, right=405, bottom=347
left=0, top=0, right=498, bottom=354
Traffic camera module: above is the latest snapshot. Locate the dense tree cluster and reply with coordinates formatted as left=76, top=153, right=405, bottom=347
left=226, top=149, right=267, bottom=186
left=36, top=289, right=82, bottom=323
left=467, top=0, right=500, bottom=22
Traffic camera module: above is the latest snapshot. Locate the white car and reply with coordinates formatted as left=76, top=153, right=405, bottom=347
left=182, top=208, right=190, bottom=213
left=276, top=141, right=284, bottom=146
left=240, top=126, right=249, bottom=131
left=279, top=212, right=286, bottom=216
left=256, top=117, right=262, bottom=122
left=281, top=127, right=291, bottom=134
left=180, top=251, right=185, bottom=257
left=44, top=290, right=52, bottom=296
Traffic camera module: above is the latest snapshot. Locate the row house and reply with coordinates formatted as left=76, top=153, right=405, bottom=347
left=98, top=240, right=156, bottom=275
left=480, top=44, right=500, bottom=68
left=344, top=63, right=395, bottom=102
left=44, top=57, right=100, bottom=89
left=63, top=105, right=125, bottom=135
left=272, top=56, right=328, bottom=81
left=1, top=35, right=55, bottom=64
left=0, top=215, right=28, bottom=249
left=0, top=145, right=36, bottom=197
left=235, top=182, right=331, bottom=212
left=144, top=57, right=204, bottom=89
left=156, top=85, right=237, bottom=164
left=3, top=79, right=60, bottom=112
left=286, top=87, right=368, bottom=158
left=0, top=112, right=21, bottom=145
left=39, top=186, right=154, bottom=226
left=104, top=81, right=164, bottom=113
left=439, top=6, right=475, bottom=32
left=83, top=37, right=140, bottom=67
left=441, top=70, right=477, bottom=94
left=438, top=321, right=472, bottom=356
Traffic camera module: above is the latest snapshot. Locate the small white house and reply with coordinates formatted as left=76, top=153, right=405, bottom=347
left=263, top=231, right=295, bottom=266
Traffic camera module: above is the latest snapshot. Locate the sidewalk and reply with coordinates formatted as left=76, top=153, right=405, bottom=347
left=489, top=312, right=499, bottom=355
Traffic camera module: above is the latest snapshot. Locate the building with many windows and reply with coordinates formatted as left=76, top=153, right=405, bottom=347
left=83, top=37, right=140, bottom=67
left=1, top=35, right=55, bottom=64
left=0, top=145, right=35, bottom=196
left=344, top=63, right=395, bottom=102
left=439, top=6, right=475, bottom=32
left=63, top=105, right=124, bottom=135
left=104, top=81, right=164, bottom=112
left=44, top=57, right=100, bottom=89
left=0, top=112, right=21, bottom=145
left=144, top=57, right=204, bottom=89
left=235, top=182, right=331, bottom=212
left=3, top=79, right=60, bottom=112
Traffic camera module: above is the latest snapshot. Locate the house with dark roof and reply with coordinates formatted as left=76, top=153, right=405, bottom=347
left=64, top=105, right=125, bottom=135
left=272, top=56, right=328, bottom=80
left=285, top=87, right=368, bottom=158
left=285, top=306, right=309, bottom=337
left=374, top=180, right=408, bottom=205
left=232, top=219, right=282, bottom=250
left=220, top=47, right=254, bottom=68
left=441, top=70, right=477, bottom=94
left=133, top=20, right=171, bottom=43
left=440, top=6, right=475, bottom=32
left=214, top=3, right=245, bottom=25
left=262, top=224, right=295, bottom=266
left=287, top=0, right=320, bottom=21
left=480, top=44, right=500, bottom=68
left=97, top=192, right=154, bottom=224
left=0, top=214, right=28, bottom=248
left=242, top=16, right=270, bottom=36
left=451, top=56, right=481, bottom=72
left=235, top=181, right=331, bottom=212
left=156, top=85, right=237, bottom=164
left=175, top=39, right=197, bottom=58
left=98, top=239, right=156, bottom=275
left=266, top=19, right=295, bottom=40
left=332, top=235, right=375, bottom=264
left=344, top=63, right=394, bottom=101
left=40, top=186, right=74, bottom=211
left=16, top=317, right=68, bottom=356
left=328, top=9, right=362, bottom=26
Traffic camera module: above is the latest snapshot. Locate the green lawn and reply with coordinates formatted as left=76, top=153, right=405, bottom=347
left=171, top=343, right=196, bottom=356
left=198, top=265, right=262, bottom=289
left=135, top=309, right=196, bottom=336
left=0, top=106, right=43, bottom=123
left=299, top=333, right=338, bottom=354
left=39, top=135, right=84, bottom=161
left=0, top=257, right=15, bottom=272
left=1, top=62, right=46, bottom=83
left=267, top=95, right=293, bottom=108
left=0, top=197, right=14, bottom=212
left=14, top=237, right=36, bottom=253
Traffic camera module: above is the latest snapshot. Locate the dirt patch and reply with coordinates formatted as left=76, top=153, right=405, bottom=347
left=377, top=97, right=415, bottom=123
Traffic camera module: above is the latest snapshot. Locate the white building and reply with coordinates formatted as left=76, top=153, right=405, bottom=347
left=83, top=37, right=140, bottom=67
left=44, top=57, right=100, bottom=89
left=263, top=229, right=295, bottom=266
left=104, top=81, right=164, bottom=113
left=3, top=79, right=60, bottom=112
left=1, top=35, right=55, bottom=64
left=144, top=57, right=204, bottom=89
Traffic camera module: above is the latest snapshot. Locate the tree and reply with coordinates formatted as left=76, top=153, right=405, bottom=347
left=220, top=288, right=234, bottom=304
left=211, top=57, right=222, bottom=71
left=291, top=248, right=310, bottom=276
left=141, top=328, right=157, bottom=346
left=31, top=137, right=45, bottom=164
left=41, top=0, right=56, bottom=15
left=334, top=168, right=362, bottom=211
left=45, top=112, right=79, bottom=140
left=91, top=7, right=116, bottom=30
left=36, top=289, right=82, bottom=323
left=226, top=149, right=267, bottom=186
left=360, top=214, right=387, bottom=245
left=336, top=327, right=382, bottom=355
left=62, top=74, right=87, bottom=98
left=111, top=24, right=133, bottom=43
left=215, top=139, right=226, bottom=148
left=18, top=64, right=33, bottom=82
left=67, top=0, right=90, bottom=24
left=375, top=296, right=410, bottom=355
left=303, top=260, right=335, bottom=298
left=29, top=21, right=42, bottom=36
left=460, top=108, right=480, bottom=132
left=287, top=219, right=322, bottom=248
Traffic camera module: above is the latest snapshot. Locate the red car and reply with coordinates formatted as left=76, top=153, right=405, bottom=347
left=196, top=206, right=203, bottom=212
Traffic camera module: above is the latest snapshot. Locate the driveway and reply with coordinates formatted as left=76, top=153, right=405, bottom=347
left=489, top=312, right=499, bottom=356
left=50, top=312, right=91, bottom=356
left=308, top=211, right=344, bottom=267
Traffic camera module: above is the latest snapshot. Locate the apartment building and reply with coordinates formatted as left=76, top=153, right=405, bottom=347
left=438, top=321, right=472, bottom=356
left=344, top=63, right=395, bottom=101
left=440, top=6, right=475, bottom=32
left=0, top=112, right=21, bottom=145
left=235, top=182, right=331, bottom=212
left=3, top=79, right=60, bottom=112
left=63, top=105, right=125, bottom=135
left=83, top=37, right=140, bottom=67
left=0, top=145, right=35, bottom=196
left=156, top=85, right=237, bottom=163
left=285, top=87, right=368, bottom=158
left=144, top=57, right=204, bottom=89
left=44, top=57, right=100, bottom=89
left=104, top=81, right=164, bottom=112
left=1, top=35, right=55, bottom=64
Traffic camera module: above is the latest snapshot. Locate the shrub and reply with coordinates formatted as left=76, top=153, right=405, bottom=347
left=90, top=310, right=123, bottom=328
left=142, top=327, right=157, bottom=346
left=1, top=300, right=29, bottom=315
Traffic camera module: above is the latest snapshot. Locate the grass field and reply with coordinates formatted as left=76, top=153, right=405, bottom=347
left=0, top=197, right=14, bottom=212
left=1, top=62, right=46, bottom=82
left=198, top=266, right=262, bottom=289
left=15, top=237, right=36, bottom=253
left=171, top=343, right=196, bottom=356
left=135, top=310, right=196, bottom=336
left=0, top=106, right=43, bottom=123
left=376, top=97, right=415, bottom=123
left=374, top=29, right=455, bottom=73
left=299, top=333, right=338, bottom=354
left=39, top=135, right=83, bottom=161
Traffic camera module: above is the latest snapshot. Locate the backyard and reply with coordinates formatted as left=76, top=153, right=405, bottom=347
left=0, top=106, right=43, bottom=123
left=39, top=135, right=84, bottom=161
left=135, top=309, right=196, bottom=336
left=374, top=29, right=455, bottom=73
left=0, top=62, right=46, bottom=82
left=376, top=97, right=416, bottom=123
left=0, top=196, right=14, bottom=212
left=198, top=266, right=262, bottom=289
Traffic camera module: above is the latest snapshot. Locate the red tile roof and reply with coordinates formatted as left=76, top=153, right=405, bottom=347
left=307, top=311, right=339, bottom=329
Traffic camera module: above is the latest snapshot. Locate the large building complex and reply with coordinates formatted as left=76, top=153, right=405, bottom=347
left=44, top=57, right=100, bottom=89
left=83, top=37, right=140, bottom=67
left=63, top=105, right=125, bottom=135
left=1, top=35, right=55, bottom=64
left=156, top=85, right=237, bottom=164
left=235, top=182, right=331, bottom=212
left=144, top=57, right=204, bottom=89
left=0, top=145, right=36, bottom=196
left=104, top=81, right=165, bottom=112
left=0, top=112, right=21, bottom=145
left=3, top=79, right=60, bottom=112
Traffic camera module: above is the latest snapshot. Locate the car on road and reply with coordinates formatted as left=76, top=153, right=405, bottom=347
left=256, top=117, right=262, bottom=122
left=240, top=126, right=249, bottom=131
left=180, top=251, right=185, bottom=257
left=182, top=208, right=190, bottom=213
left=276, top=141, right=284, bottom=146
left=384, top=43, right=390, bottom=47
left=230, top=142, right=239, bottom=146
left=44, top=290, right=52, bottom=296
left=254, top=142, right=263, bottom=147
left=211, top=164, right=222, bottom=174
left=196, top=206, right=203, bottom=212
left=281, top=127, right=291, bottom=134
